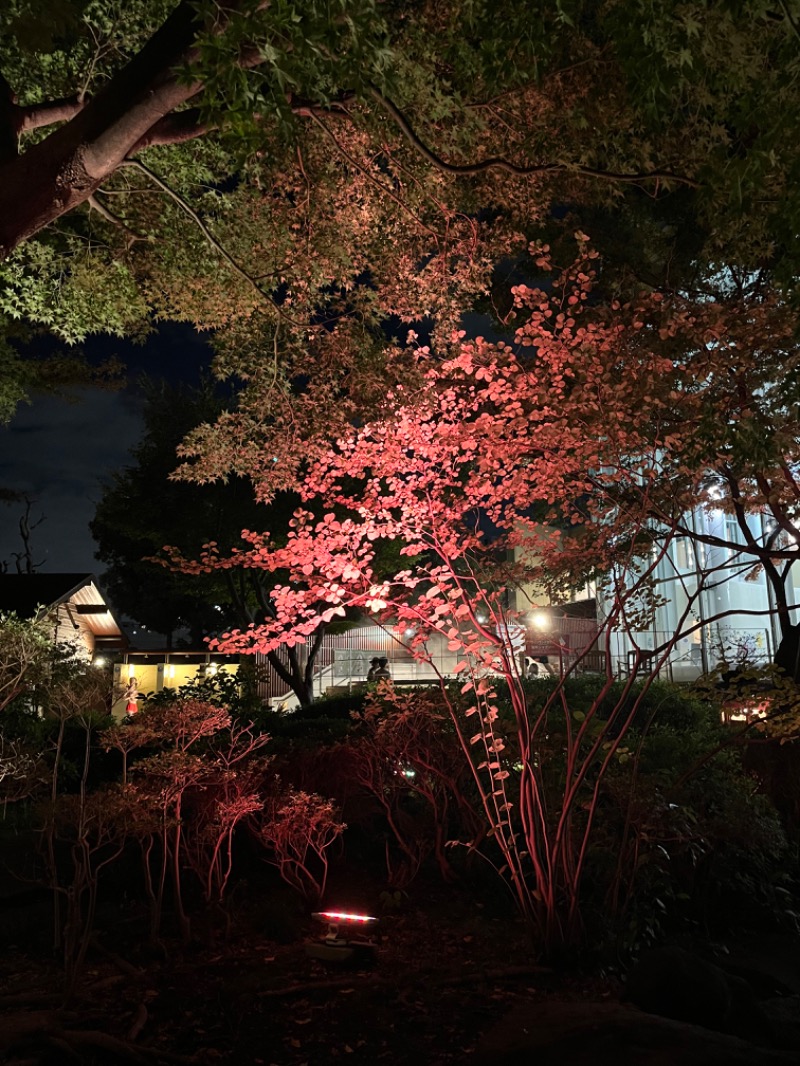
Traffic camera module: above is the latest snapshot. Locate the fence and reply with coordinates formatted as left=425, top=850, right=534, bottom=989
left=612, top=625, right=773, bottom=681
left=256, top=618, right=775, bottom=705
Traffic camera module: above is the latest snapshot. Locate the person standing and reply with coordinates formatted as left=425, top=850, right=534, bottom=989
left=374, top=657, right=392, bottom=681
left=123, top=676, right=140, bottom=715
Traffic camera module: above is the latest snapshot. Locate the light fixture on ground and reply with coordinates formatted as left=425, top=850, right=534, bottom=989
left=305, top=910, right=379, bottom=963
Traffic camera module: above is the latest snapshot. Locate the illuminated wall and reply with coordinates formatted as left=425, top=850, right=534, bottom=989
left=111, top=658, right=239, bottom=718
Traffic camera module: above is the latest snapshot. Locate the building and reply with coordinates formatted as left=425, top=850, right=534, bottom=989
left=511, top=503, right=790, bottom=683
left=0, top=573, right=126, bottom=660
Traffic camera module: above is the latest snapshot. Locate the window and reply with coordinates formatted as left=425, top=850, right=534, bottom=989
left=724, top=513, right=764, bottom=581
left=674, top=537, right=695, bottom=572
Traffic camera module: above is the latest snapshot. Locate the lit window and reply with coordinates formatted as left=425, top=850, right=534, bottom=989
left=674, top=538, right=694, bottom=571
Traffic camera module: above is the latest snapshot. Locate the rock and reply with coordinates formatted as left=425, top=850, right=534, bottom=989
left=761, top=994, right=800, bottom=1050
left=625, top=945, right=773, bottom=1045
left=470, top=999, right=798, bottom=1065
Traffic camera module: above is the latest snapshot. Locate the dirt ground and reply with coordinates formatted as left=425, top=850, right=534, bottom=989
left=6, top=876, right=800, bottom=1066
left=0, top=873, right=595, bottom=1066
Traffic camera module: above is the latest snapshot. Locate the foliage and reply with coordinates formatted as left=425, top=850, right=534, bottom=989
left=91, top=378, right=275, bottom=643
left=343, top=687, right=483, bottom=887
left=252, top=787, right=345, bottom=901
left=147, top=661, right=264, bottom=722
left=172, top=239, right=800, bottom=953
left=5, top=0, right=800, bottom=966
left=291, top=690, right=367, bottom=720
left=100, top=699, right=270, bottom=938
left=0, top=610, right=51, bottom=711
left=4, top=0, right=800, bottom=422
left=92, top=377, right=331, bottom=704
left=0, top=324, right=124, bottom=426
left=575, top=688, right=794, bottom=952
left=0, top=728, right=44, bottom=803
left=0, top=645, right=794, bottom=974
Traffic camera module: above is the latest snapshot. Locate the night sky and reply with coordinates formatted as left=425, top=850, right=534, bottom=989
left=0, top=325, right=212, bottom=575
left=0, top=314, right=502, bottom=577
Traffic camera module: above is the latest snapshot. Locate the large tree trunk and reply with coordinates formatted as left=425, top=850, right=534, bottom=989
left=0, top=2, right=201, bottom=256
left=775, top=622, right=800, bottom=684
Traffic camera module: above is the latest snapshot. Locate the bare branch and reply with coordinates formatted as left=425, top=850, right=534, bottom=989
left=368, top=85, right=701, bottom=191
left=121, top=158, right=289, bottom=320
left=87, top=192, right=151, bottom=245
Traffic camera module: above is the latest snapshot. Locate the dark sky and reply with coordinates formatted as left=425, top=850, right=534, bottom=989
left=0, top=325, right=212, bottom=575
left=0, top=316, right=502, bottom=577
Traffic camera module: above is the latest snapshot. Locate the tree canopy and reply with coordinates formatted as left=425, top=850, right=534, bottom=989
left=3, top=1, right=800, bottom=417
left=90, top=378, right=268, bottom=644
left=6, top=0, right=800, bottom=958
left=91, top=378, right=332, bottom=702
left=5, top=0, right=800, bottom=686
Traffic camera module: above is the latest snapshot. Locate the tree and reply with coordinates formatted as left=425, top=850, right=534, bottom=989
left=0, top=490, right=44, bottom=572
left=174, top=241, right=800, bottom=949
left=0, top=611, right=51, bottom=712
left=3, top=1, right=800, bottom=418
left=91, top=377, right=329, bottom=703
left=92, top=378, right=258, bottom=642
left=0, top=331, right=123, bottom=425
left=498, top=257, right=800, bottom=681
left=607, top=277, right=800, bottom=681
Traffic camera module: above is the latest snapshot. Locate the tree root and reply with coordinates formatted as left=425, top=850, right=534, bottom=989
left=0, top=1011, right=200, bottom=1064
left=0, top=1010, right=78, bottom=1048
left=89, top=934, right=144, bottom=977
left=445, top=964, right=554, bottom=986
left=55, top=1029, right=151, bottom=1064
left=127, top=1001, right=149, bottom=1042
left=0, top=991, right=64, bottom=1009
left=47, top=1034, right=83, bottom=1062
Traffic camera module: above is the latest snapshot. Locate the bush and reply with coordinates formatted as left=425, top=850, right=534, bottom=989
left=469, top=674, right=795, bottom=950
left=292, top=691, right=367, bottom=720
left=579, top=693, right=795, bottom=953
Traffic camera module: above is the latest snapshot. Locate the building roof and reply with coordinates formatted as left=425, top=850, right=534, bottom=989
left=0, top=573, right=126, bottom=646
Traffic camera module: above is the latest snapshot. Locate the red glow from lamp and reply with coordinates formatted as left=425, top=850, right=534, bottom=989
left=314, top=910, right=376, bottom=924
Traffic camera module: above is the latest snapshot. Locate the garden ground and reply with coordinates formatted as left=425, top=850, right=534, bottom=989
left=3, top=864, right=800, bottom=1066
left=0, top=870, right=566, bottom=1065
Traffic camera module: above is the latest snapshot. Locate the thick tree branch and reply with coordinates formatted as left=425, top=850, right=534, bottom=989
left=304, top=624, right=326, bottom=690
left=0, top=1, right=210, bottom=255
left=128, top=109, right=211, bottom=153
left=19, top=96, right=84, bottom=132
left=0, top=72, right=18, bottom=162
left=367, top=85, right=701, bottom=190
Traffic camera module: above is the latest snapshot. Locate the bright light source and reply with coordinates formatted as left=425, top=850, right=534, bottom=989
left=529, top=611, right=549, bottom=630
left=93, top=656, right=106, bottom=668
left=314, top=911, right=376, bottom=923
left=401, top=768, right=416, bottom=779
